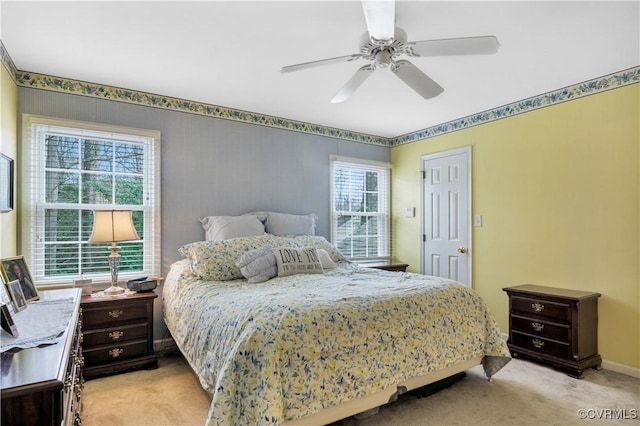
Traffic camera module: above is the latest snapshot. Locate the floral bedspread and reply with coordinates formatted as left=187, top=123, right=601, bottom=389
left=163, top=259, right=510, bottom=426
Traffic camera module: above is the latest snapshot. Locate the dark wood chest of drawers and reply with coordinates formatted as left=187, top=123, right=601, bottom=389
left=81, top=291, right=157, bottom=379
left=503, top=284, right=602, bottom=378
left=1, top=288, right=83, bottom=425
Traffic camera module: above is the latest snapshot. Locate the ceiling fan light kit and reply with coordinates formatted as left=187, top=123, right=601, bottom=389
left=281, top=0, right=500, bottom=103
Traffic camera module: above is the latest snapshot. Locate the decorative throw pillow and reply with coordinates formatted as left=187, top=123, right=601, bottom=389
left=200, top=215, right=265, bottom=242
left=235, top=246, right=277, bottom=283
left=317, top=249, right=336, bottom=269
left=273, top=247, right=323, bottom=277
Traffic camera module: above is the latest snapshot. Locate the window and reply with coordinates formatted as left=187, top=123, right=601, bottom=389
left=330, top=156, right=391, bottom=261
left=22, top=116, right=161, bottom=285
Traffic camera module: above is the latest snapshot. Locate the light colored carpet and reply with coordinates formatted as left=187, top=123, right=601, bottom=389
left=82, top=353, right=639, bottom=426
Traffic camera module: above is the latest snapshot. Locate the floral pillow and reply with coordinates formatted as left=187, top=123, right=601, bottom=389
left=179, top=234, right=273, bottom=281
left=269, top=235, right=347, bottom=263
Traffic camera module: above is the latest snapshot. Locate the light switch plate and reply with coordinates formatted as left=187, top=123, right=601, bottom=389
left=404, top=207, right=415, bottom=218
left=474, top=215, right=482, bottom=227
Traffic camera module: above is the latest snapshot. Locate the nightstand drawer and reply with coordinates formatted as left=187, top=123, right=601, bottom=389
left=511, top=332, right=569, bottom=359
left=510, top=315, right=570, bottom=342
left=83, top=303, right=150, bottom=327
left=511, top=295, right=571, bottom=322
left=83, top=323, right=149, bottom=347
left=83, top=339, right=150, bottom=366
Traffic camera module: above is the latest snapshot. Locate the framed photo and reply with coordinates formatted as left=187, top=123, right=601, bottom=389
left=0, top=256, right=39, bottom=302
left=0, top=153, right=13, bottom=213
left=0, top=282, right=11, bottom=308
left=6, top=280, right=26, bottom=312
left=1, top=304, right=18, bottom=337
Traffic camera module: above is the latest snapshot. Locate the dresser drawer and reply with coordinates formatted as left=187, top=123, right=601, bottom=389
left=510, top=315, right=570, bottom=342
left=511, top=331, right=570, bottom=359
left=83, top=339, right=150, bottom=366
left=83, top=323, right=149, bottom=347
left=83, top=303, right=150, bottom=328
left=511, top=295, right=571, bottom=322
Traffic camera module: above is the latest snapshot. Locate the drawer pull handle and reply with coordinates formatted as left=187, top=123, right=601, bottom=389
left=532, top=338, right=545, bottom=349
left=108, top=309, right=124, bottom=318
left=109, top=330, right=124, bottom=340
left=531, top=303, right=545, bottom=312
left=109, top=348, right=124, bottom=358
left=531, top=322, right=545, bottom=332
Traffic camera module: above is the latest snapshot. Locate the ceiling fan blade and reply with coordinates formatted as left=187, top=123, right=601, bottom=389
left=331, top=65, right=375, bottom=103
left=361, top=0, right=395, bottom=44
left=391, top=60, right=443, bottom=99
left=408, top=36, right=500, bottom=57
left=281, top=54, right=364, bottom=73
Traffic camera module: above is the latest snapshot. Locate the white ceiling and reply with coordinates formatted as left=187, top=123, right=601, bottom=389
left=1, top=1, right=638, bottom=139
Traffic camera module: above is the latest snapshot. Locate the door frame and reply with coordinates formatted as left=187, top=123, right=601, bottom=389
left=420, top=146, right=473, bottom=286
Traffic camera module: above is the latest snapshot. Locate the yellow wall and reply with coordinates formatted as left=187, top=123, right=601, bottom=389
left=0, top=63, right=18, bottom=257
left=391, top=84, right=639, bottom=369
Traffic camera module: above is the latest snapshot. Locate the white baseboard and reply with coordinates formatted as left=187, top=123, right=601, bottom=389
left=602, top=359, right=640, bottom=379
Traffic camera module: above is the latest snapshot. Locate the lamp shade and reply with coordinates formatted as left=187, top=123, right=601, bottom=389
left=89, top=210, right=139, bottom=243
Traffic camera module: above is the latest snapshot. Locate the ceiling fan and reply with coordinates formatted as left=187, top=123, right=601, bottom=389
left=280, top=0, right=500, bottom=103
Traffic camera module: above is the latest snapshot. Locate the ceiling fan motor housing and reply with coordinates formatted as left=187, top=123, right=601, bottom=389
left=359, top=27, right=413, bottom=69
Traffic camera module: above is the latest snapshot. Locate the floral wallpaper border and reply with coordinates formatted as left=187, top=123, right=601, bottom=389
left=389, top=66, right=640, bottom=146
left=2, top=41, right=637, bottom=147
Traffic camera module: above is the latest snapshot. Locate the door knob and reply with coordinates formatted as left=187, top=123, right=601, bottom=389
left=457, top=247, right=467, bottom=253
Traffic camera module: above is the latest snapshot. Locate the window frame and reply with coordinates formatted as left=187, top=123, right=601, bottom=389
left=21, top=115, right=161, bottom=286
left=330, top=155, right=391, bottom=262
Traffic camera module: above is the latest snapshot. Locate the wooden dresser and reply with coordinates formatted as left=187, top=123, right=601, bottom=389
left=503, top=284, right=602, bottom=378
left=81, top=291, right=158, bottom=378
left=1, top=288, right=83, bottom=425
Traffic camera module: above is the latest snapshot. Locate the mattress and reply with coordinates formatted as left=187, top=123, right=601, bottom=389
left=163, top=257, right=510, bottom=425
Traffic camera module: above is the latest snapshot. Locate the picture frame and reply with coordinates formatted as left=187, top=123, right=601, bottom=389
left=6, top=279, right=27, bottom=312
left=0, top=256, right=39, bottom=302
left=0, top=282, right=11, bottom=308
left=1, top=304, right=19, bottom=337
left=0, top=153, right=14, bottom=213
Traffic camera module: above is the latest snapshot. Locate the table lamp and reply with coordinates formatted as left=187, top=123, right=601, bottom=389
left=89, top=210, right=139, bottom=295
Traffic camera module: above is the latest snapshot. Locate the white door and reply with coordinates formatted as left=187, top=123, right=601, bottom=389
left=421, top=147, right=472, bottom=286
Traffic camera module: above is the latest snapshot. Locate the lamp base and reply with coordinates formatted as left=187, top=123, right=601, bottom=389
left=103, top=284, right=125, bottom=296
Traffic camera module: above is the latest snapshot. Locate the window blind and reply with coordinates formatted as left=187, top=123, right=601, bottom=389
left=330, top=155, right=391, bottom=261
left=22, top=116, right=161, bottom=285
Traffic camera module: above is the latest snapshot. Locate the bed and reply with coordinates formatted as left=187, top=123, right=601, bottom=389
left=163, top=226, right=510, bottom=426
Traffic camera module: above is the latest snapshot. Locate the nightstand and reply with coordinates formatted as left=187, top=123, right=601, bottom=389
left=81, top=291, right=158, bottom=379
left=503, top=284, right=602, bottom=378
left=367, top=263, right=409, bottom=272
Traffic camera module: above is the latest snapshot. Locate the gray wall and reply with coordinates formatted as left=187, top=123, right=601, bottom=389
left=18, top=87, right=389, bottom=339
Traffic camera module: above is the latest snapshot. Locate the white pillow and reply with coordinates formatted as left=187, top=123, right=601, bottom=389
left=236, top=246, right=277, bottom=283
left=274, top=247, right=323, bottom=276
left=317, top=249, right=336, bottom=269
left=266, top=213, right=317, bottom=236
left=200, top=215, right=266, bottom=241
